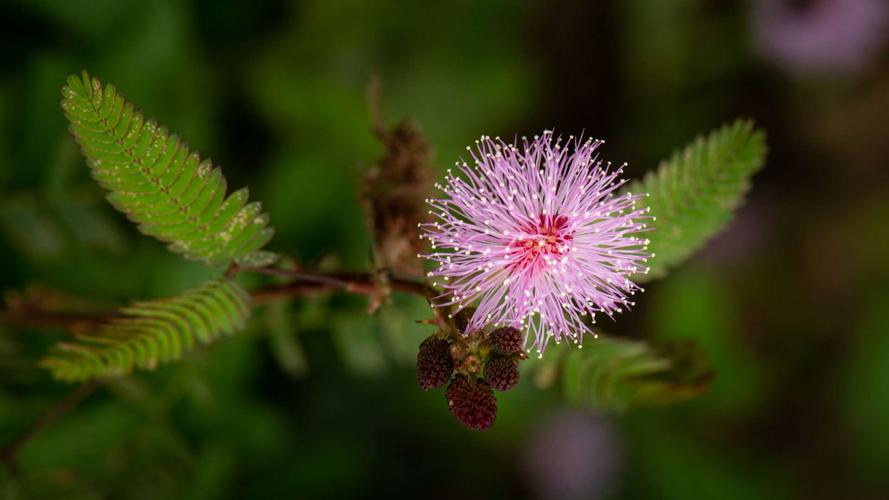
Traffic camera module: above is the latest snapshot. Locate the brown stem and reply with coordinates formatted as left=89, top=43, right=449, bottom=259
left=244, top=267, right=445, bottom=326
left=0, top=309, right=111, bottom=335
left=246, top=267, right=438, bottom=303
left=0, top=270, right=439, bottom=330
left=1, top=381, right=101, bottom=474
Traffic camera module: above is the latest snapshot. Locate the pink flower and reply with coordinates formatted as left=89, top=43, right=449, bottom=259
left=421, top=131, right=652, bottom=356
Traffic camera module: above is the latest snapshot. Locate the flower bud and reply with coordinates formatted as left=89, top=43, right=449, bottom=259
left=485, top=355, right=520, bottom=391
left=416, top=337, right=454, bottom=390
left=488, top=326, right=524, bottom=356
left=445, top=375, right=497, bottom=430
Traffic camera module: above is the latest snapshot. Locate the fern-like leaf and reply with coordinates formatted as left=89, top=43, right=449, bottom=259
left=40, top=279, right=251, bottom=383
left=532, top=336, right=713, bottom=412
left=626, top=120, right=767, bottom=281
left=61, top=71, right=275, bottom=266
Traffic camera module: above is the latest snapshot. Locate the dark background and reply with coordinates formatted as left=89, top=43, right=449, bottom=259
left=2, top=0, right=889, bottom=498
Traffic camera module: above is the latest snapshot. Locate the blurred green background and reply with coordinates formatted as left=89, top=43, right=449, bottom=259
left=2, top=0, right=889, bottom=498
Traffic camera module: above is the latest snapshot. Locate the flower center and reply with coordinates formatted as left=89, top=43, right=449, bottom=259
left=509, top=214, right=574, bottom=271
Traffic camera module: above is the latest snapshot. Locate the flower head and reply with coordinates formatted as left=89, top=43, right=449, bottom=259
left=421, top=131, right=651, bottom=356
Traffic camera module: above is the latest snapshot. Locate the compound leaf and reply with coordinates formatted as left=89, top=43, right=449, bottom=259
left=627, top=120, right=766, bottom=281
left=61, top=71, right=275, bottom=267
left=40, top=279, right=252, bottom=382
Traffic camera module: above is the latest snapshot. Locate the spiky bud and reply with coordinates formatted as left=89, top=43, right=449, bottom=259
left=453, top=307, right=476, bottom=334
left=485, top=355, right=520, bottom=391
left=445, top=375, right=497, bottom=430
left=488, top=326, right=524, bottom=356
left=416, top=337, right=454, bottom=390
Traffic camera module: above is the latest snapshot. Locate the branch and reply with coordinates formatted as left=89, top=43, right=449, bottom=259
left=0, top=309, right=112, bottom=334
left=246, top=267, right=439, bottom=303
left=1, top=381, right=101, bottom=474
left=1, top=268, right=441, bottom=331
left=0, top=287, right=118, bottom=334
left=244, top=266, right=444, bottom=325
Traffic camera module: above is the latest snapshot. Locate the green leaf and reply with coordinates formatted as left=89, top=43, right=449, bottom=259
left=626, top=120, right=766, bottom=281
left=532, top=335, right=713, bottom=412
left=40, top=279, right=252, bottom=383
left=61, top=71, right=275, bottom=266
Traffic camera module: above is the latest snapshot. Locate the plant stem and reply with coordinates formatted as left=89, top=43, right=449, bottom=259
left=246, top=268, right=439, bottom=302
left=0, top=309, right=110, bottom=334
left=0, top=269, right=440, bottom=330
left=244, top=266, right=444, bottom=324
